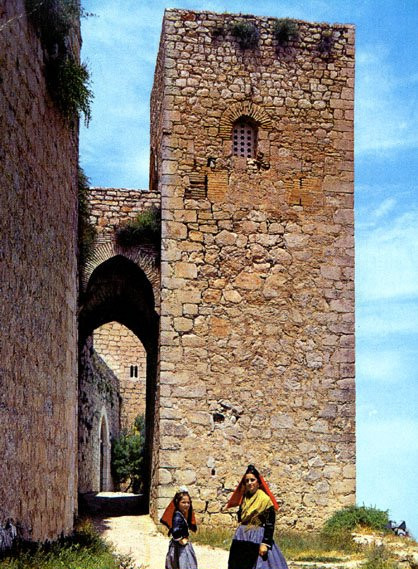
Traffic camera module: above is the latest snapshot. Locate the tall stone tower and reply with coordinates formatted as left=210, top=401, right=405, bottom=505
left=151, top=9, right=355, bottom=529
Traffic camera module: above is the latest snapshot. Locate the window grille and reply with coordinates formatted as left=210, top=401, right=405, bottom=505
left=232, top=119, right=257, bottom=158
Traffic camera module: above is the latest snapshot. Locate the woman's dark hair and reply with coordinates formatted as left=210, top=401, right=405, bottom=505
left=173, top=491, right=191, bottom=510
left=245, top=464, right=261, bottom=483
left=172, top=491, right=196, bottom=532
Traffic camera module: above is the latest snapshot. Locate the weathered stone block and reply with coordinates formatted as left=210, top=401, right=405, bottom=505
left=175, top=262, right=198, bottom=279
left=173, top=317, right=194, bottom=332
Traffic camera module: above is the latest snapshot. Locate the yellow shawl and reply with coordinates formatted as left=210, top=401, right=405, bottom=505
left=240, top=489, right=273, bottom=526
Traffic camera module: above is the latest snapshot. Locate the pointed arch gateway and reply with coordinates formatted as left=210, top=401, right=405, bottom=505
left=78, top=254, right=159, bottom=509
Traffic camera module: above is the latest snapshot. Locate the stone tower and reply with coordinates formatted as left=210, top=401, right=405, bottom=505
left=151, top=9, right=355, bottom=530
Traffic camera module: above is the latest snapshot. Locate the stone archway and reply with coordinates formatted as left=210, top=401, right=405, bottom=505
left=78, top=254, right=159, bottom=509
left=94, top=322, right=148, bottom=431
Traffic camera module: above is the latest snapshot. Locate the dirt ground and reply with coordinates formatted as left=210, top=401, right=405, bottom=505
left=93, top=513, right=229, bottom=569
left=92, top=510, right=418, bottom=569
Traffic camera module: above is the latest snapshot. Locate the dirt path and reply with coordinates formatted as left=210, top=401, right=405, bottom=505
left=94, top=514, right=229, bottom=569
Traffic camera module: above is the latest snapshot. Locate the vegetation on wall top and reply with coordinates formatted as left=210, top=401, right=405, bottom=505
left=116, top=206, right=161, bottom=248
left=25, top=0, right=93, bottom=125
left=319, top=29, right=334, bottom=56
left=231, top=21, right=260, bottom=49
left=25, top=0, right=79, bottom=51
left=273, top=18, right=299, bottom=45
left=215, top=18, right=335, bottom=57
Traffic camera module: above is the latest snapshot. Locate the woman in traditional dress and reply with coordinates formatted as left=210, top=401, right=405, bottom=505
left=160, top=487, right=198, bottom=569
left=227, top=464, right=288, bottom=569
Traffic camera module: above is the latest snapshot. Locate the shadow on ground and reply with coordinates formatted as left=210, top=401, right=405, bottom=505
left=79, top=492, right=147, bottom=522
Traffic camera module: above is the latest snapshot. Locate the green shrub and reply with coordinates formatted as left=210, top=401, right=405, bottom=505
left=116, top=206, right=161, bottom=248
left=0, top=519, right=124, bottom=568
left=25, top=0, right=79, bottom=51
left=25, top=0, right=93, bottom=125
left=111, top=415, right=145, bottom=493
left=273, top=18, right=298, bottom=45
left=47, top=57, right=93, bottom=125
left=231, top=21, right=259, bottom=49
left=322, top=505, right=390, bottom=536
left=78, top=167, right=96, bottom=267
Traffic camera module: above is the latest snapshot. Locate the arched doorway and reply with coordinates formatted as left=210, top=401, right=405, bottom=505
left=78, top=255, right=159, bottom=508
left=99, top=409, right=110, bottom=491
left=93, top=321, right=147, bottom=431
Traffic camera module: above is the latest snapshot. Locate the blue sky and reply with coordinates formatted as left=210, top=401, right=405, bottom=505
left=80, top=0, right=418, bottom=536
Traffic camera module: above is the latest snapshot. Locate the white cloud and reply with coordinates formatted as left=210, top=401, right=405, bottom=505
left=373, top=197, right=396, bottom=220
left=356, top=207, right=418, bottom=301
left=357, top=300, right=418, bottom=338
left=355, top=44, right=418, bottom=155
left=357, top=349, right=410, bottom=384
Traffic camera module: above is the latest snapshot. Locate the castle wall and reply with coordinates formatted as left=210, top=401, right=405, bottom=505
left=153, top=9, right=355, bottom=529
left=94, top=322, right=147, bottom=429
left=86, top=186, right=162, bottom=512
left=0, top=1, right=78, bottom=541
left=88, top=188, right=160, bottom=235
left=85, top=187, right=161, bottom=310
left=78, top=340, right=120, bottom=493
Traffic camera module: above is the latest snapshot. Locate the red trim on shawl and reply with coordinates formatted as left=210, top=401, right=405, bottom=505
left=226, top=473, right=279, bottom=510
left=160, top=499, right=197, bottom=532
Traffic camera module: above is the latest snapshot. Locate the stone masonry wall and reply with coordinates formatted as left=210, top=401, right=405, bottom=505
left=85, top=186, right=161, bottom=511
left=149, top=17, right=170, bottom=518
left=0, top=1, right=78, bottom=541
left=88, top=188, right=160, bottom=236
left=85, top=186, right=161, bottom=309
left=94, top=322, right=147, bottom=429
left=78, top=339, right=120, bottom=494
left=152, top=9, right=355, bottom=530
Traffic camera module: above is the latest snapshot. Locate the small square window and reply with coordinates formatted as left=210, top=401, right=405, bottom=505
left=232, top=119, right=257, bottom=158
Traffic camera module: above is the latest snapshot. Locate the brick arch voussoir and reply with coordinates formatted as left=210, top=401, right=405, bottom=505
left=219, top=101, right=272, bottom=139
left=82, top=238, right=160, bottom=303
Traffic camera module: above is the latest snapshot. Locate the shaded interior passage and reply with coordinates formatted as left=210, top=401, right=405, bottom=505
left=78, top=255, right=159, bottom=510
